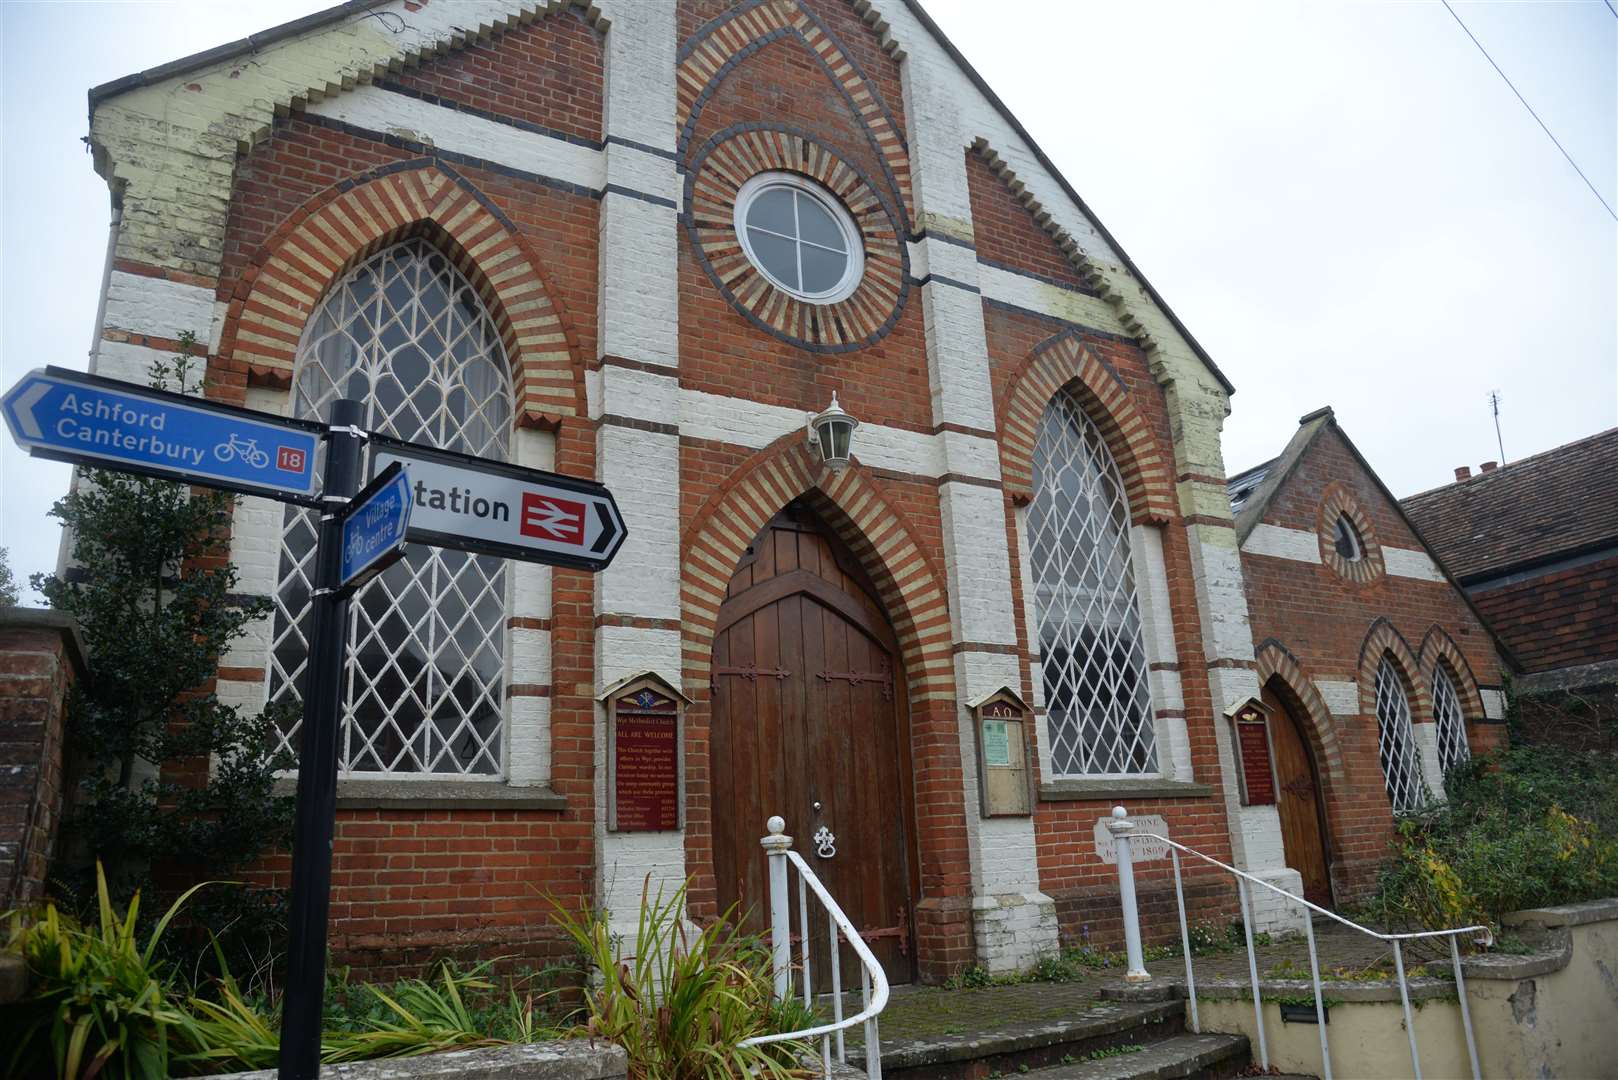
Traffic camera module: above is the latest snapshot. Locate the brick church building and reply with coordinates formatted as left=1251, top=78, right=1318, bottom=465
left=57, top=0, right=1507, bottom=982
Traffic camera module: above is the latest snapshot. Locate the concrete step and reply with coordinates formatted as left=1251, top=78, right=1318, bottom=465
left=848, top=998, right=1187, bottom=1078
left=1024, top=1033, right=1251, bottom=1080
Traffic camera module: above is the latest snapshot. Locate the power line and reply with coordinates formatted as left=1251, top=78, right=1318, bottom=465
left=1440, top=0, right=1617, bottom=222
left=1605, top=0, right=1617, bottom=21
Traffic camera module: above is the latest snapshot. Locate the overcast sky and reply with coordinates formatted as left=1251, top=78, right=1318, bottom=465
left=2, top=0, right=1614, bottom=602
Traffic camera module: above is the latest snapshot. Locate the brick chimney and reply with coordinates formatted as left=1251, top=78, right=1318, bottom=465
left=1480, top=461, right=1499, bottom=473
left=1454, top=466, right=1471, bottom=481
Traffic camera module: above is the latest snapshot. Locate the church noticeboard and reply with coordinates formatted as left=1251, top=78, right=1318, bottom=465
left=969, top=687, right=1033, bottom=817
left=1229, top=698, right=1276, bottom=807
left=610, top=681, right=681, bottom=831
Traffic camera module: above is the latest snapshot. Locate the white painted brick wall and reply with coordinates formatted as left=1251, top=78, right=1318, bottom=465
left=306, top=87, right=602, bottom=191
left=1413, top=722, right=1445, bottom=804
left=100, top=270, right=215, bottom=342
left=595, top=424, right=680, bottom=623
left=937, top=482, right=1018, bottom=646
left=1241, top=523, right=1322, bottom=564
left=598, top=195, right=678, bottom=367
left=1316, top=679, right=1360, bottom=717
left=508, top=695, right=551, bottom=786
left=1381, top=546, right=1447, bottom=582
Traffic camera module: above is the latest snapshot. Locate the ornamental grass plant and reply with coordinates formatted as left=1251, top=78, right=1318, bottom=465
left=549, top=877, right=811, bottom=1079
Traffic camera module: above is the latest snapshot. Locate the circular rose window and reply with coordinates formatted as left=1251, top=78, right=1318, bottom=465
left=734, top=172, right=864, bottom=304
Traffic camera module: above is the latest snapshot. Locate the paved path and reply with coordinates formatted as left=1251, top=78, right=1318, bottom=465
left=830, top=919, right=1465, bottom=1048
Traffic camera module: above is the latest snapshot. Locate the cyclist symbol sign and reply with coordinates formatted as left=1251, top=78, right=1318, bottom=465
left=1, top=366, right=321, bottom=503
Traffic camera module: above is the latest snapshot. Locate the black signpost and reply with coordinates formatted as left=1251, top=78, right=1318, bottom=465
left=3, top=370, right=629, bottom=1080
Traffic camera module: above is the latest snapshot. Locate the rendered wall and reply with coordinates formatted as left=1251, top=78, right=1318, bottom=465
left=1196, top=901, right=1618, bottom=1079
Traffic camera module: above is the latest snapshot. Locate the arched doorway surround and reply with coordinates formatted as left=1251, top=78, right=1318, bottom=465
left=711, top=503, right=917, bottom=984
left=678, top=439, right=970, bottom=974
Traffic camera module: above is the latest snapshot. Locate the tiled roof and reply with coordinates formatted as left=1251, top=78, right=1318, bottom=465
left=1226, top=460, right=1274, bottom=515
left=1400, top=427, right=1618, bottom=582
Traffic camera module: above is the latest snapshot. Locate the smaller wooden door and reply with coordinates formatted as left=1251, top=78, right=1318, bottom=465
left=1262, top=682, right=1334, bottom=908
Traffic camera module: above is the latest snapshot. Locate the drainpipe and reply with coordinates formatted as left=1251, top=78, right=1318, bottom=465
left=87, top=199, right=122, bottom=370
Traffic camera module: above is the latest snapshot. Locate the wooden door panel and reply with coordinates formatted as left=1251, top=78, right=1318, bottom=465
left=712, top=508, right=915, bottom=985
left=1262, top=683, right=1333, bottom=908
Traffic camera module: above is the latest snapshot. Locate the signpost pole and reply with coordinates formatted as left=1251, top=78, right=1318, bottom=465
left=278, top=399, right=366, bottom=1080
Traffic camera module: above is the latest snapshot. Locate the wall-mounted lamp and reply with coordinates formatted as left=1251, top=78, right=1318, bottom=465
left=807, top=392, right=859, bottom=471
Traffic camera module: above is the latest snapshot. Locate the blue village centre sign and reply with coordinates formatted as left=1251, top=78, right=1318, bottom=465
left=2, top=366, right=322, bottom=502
left=339, top=462, right=413, bottom=590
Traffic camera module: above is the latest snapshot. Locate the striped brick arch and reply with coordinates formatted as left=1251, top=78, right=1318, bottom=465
left=685, top=126, right=908, bottom=351
left=1254, top=639, right=1346, bottom=790
left=1357, top=618, right=1430, bottom=719
left=676, top=0, right=912, bottom=223
left=679, top=439, right=954, bottom=704
left=221, top=160, right=581, bottom=426
left=1418, top=626, right=1486, bottom=722
left=1317, top=483, right=1384, bottom=585
left=998, top=331, right=1176, bottom=523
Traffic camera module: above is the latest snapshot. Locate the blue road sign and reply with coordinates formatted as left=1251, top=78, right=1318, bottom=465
left=339, top=462, right=412, bottom=590
left=2, top=366, right=322, bottom=503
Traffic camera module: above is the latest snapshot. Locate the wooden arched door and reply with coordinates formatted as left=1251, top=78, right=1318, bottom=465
left=710, top=505, right=917, bottom=985
left=1262, top=681, right=1334, bottom=908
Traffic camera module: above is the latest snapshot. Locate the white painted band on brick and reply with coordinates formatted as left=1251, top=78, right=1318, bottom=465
left=1315, top=679, right=1360, bottom=717
left=1381, top=545, right=1447, bottom=582
left=677, top=387, right=999, bottom=482
left=1481, top=687, right=1507, bottom=720
left=1241, top=523, right=1323, bottom=564
left=306, top=85, right=604, bottom=192
left=973, top=260, right=1123, bottom=333
left=100, top=270, right=216, bottom=342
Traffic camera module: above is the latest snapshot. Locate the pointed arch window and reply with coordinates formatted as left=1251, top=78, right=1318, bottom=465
left=267, top=239, right=513, bottom=775
left=1373, top=657, right=1427, bottom=812
left=1431, top=664, right=1471, bottom=774
left=1028, top=387, right=1157, bottom=776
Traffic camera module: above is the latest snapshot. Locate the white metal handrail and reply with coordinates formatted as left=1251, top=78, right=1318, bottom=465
left=740, top=816, right=889, bottom=1079
left=1104, top=806, right=1487, bottom=1080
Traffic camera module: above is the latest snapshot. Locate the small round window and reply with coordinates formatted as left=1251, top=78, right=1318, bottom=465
left=1333, top=514, right=1364, bottom=561
left=734, top=172, right=864, bottom=303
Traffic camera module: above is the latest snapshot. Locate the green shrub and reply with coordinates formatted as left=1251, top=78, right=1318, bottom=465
left=4, top=864, right=214, bottom=1079
left=1361, top=745, right=1618, bottom=932
left=549, top=878, right=809, bottom=1078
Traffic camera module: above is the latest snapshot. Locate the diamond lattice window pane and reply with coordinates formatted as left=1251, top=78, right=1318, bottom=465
left=1374, top=657, right=1427, bottom=812
left=1028, top=388, right=1157, bottom=776
left=1431, top=665, right=1471, bottom=775
left=267, top=239, right=512, bottom=776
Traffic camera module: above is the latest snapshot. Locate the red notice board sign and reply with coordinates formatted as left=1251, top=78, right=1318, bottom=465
left=612, top=684, right=680, bottom=831
left=1231, top=699, right=1276, bottom=806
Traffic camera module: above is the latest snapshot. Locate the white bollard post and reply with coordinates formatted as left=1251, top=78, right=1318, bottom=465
left=1107, top=805, right=1150, bottom=982
left=762, top=816, right=793, bottom=1000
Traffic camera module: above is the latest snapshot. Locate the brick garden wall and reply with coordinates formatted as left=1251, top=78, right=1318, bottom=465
left=0, top=612, right=83, bottom=908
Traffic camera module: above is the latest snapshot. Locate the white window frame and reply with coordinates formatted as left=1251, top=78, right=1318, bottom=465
left=733, top=171, right=864, bottom=304
left=1431, top=663, right=1471, bottom=775
left=262, top=239, right=532, bottom=780
left=1373, top=656, right=1428, bottom=813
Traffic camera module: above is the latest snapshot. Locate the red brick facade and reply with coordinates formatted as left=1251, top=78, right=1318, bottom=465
left=68, top=0, right=1518, bottom=983
left=1235, top=421, right=1507, bottom=901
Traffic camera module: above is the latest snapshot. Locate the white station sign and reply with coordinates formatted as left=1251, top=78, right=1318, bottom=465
left=373, top=441, right=626, bottom=572
left=1093, top=815, right=1170, bottom=864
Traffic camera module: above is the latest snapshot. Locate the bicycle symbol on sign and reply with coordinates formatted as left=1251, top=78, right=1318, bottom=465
left=214, top=433, right=271, bottom=469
